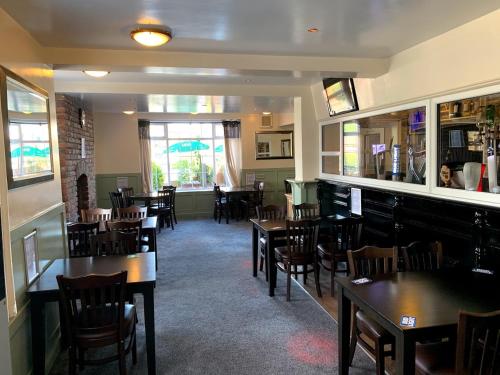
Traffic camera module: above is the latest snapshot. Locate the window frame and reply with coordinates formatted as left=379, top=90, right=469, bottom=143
left=149, top=121, right=225, bottom=190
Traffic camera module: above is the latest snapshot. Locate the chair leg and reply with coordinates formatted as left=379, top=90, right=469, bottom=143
left=303, top=265, right=307, bottom=284
left=286, top=264, right=292, bottom=302
left=173, top=209, right=178, bottom=224
left=170, top=212, right=175, bottom=230
left=293, top=265, right=298, bottom=280
left=348, top=310, right=358, bottom=366
left=264, top=248, right=269, bottom=282
left=118, top=340, right=127, bottom=375
left=331, top=260, right=336, bottom=297
left=314, top=262, right=322, bottom=298
left=68, top=346, right=77, bottom=375
left=374, top=340, right=385, bottom=375
left=259, top=254, right=264, bottom=272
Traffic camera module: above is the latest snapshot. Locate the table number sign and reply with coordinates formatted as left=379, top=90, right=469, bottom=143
left=23, top=230, right=39, bottom=285
left=400, top=315, right=417, bottom=327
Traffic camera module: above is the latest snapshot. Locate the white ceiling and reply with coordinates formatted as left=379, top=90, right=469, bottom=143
left=2, top=0, right=499, bottom=58
left=74, top=93, right=294, bottom=114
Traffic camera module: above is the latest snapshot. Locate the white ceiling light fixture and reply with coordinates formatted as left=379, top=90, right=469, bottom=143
left=83, top=70, right=110, bottom=78
left=131, top=27, right=172, bottom=47
left=123, top=110, right=135, bottom=115
left=262, top=111, right=271, bottom=115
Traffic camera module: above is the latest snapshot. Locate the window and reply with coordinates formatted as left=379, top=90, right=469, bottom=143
left=9, top=121, right=51, bottom=178
left=150, top=122, right=225, bottom=190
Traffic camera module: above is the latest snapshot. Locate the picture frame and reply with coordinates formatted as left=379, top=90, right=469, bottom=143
left=23, top=230, right=39, bottom=286
left=0, top=65, right=54, bottom=189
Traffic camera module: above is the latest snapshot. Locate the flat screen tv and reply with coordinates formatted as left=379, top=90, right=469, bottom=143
left=323, top=78, right=359, bottom=117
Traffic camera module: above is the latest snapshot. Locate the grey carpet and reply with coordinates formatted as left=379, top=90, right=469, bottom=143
left=50, top=218, right=375, bottom=374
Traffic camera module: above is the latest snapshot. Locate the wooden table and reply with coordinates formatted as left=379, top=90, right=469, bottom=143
left=251, top=214, right=348, bottom=296
left=27, top=253, right=157, bottom=375
left=336, top=271, right=500, bottom=374
left=221, top=186, right=256, bottom=219
left=130, top=192, right=160, bottom=207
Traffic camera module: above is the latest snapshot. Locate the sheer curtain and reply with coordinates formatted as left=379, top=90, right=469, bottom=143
left=222, top=120, right=241, bottom=187
left=138, top=119, right=153, bottom=193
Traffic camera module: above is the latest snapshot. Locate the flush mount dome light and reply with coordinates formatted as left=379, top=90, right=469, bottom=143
left=123, top=110, right=135, bottom=115
left=83, top=70, right=110, bottom=78
left=130, top=27, right=172, bottom=47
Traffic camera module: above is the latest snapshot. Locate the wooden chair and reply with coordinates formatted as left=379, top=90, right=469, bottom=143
left=317, top=216, right=363, bottom=296
left=90, top=231, right=138, bottom=256
left=106, top=220, right=144, bottom=253
left=213, top=185, right=229, bottom=224
left=163, top=185, right=178, bottom=224
left=118, top=187, right=134, bottom=207
left=256, top=205, right=286, bottom=281
left=149, top=189, right=174, bottom=231
left=57, top=271, right=137, bottom=375
left=67, top=222, right=99, bottom=257
left=117, top=206, right=148, bottom=220
left=109, top=192, right=126, bottom=218
left=274, top=219, right=322, bottom=301
left=81, top=208, right=112, bottom=224
left=241, top=182, right=265, bottom=220
left=293, top=203, right=320, bottom=219
left=415, top=309, right=500, bottom=375
left=347, top=245, right=398, bottom=375
left=402, top=241, right=443, bottom=271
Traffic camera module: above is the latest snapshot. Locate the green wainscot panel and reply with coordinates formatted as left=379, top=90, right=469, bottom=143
left=96, top=173, right=142, bottom=208
left=176, top=191, right=213, bottom=218
left=241, top=168, right=295, bottom=206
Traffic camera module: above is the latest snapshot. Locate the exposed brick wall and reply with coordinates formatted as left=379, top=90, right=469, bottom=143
left=56, top=94, right=96, bottom=222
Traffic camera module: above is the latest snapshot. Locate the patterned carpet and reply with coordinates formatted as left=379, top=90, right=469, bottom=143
left=50, top=218, right=375, bottom=374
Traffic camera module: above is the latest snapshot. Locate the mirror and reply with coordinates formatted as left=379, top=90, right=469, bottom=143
left=0, top=66, right=54, bottom=189
left=255, top=131, right=293, bottom=160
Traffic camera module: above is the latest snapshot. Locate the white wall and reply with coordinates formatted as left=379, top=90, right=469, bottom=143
left=312, top=8, right=500, bottom=121
left=94, top=111, right=295, bottom=176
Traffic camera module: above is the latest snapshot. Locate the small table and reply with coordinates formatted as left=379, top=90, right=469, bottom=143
left=130, top=192, right=160, bottom=207
left=335, top=271, right=500, bottom=374
left=27, top=253, right=157, bottom=375
left=251, top=214, right=348, bottom=297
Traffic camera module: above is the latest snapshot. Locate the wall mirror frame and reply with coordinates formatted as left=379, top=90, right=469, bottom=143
left=255, top=130, right=293, bottom=160
left=0, top=66, right=54, bottom=189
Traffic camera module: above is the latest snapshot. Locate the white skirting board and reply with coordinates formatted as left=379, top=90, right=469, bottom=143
left=0, top=299, right=12, bottom=375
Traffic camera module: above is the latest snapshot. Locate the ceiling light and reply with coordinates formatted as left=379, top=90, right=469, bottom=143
left=307, top=27, right=319, bottom=33
left=262, top=112, right=271, bottom=115
left=131, top=28, right=172, bottom=47
left=123, top=111, right=135, bottom=115
left=83, top=70, right=110, bottom=78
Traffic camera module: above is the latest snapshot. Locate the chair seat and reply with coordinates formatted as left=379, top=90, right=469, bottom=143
left=356, top=310, right=394, bottom=340
left=415, top=341, right=455, bottom=375
left=317, top=242, right=348, bottom=260
left=274, top=246, right=313, bottom=263
left=76, top=304, right=136, bottom=345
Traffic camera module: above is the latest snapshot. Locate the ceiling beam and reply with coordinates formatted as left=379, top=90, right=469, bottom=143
left=45, top=47, right=389, bottom=78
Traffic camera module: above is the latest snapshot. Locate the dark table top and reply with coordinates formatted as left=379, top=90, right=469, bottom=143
left=27, top=253, right=156, bottom=295
left=220, top=186, right=255, bottom=193
left=250, top=214, right=349, bottom=232
left=336, top=271, right=500, bottom=332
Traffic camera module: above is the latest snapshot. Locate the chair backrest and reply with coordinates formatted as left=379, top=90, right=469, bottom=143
left=257, top=182, right=265, bottom=205
left=67, top=222, right=100, bottom=257
left=118, top=187, right=134, bottom=207
left=293, top=203, right=320, bottom=219
left=347, top=245, right=398, bottom=277
left=285, top=219, right=321, bottom=259
left=284, top=179, right=292, bottom=194
left=106, top=220, right=142, bottom=253
left=455, top=309, right=500, bottom=375
left=163, top=186, right=176, bottom=206
left=117, top=205, right=148, bottom=220
left=256, top=205, right=285, bottom=220
left=253, top=180, right=263, bottom=190
left=109, top=192, right=126, bottom=218
left=157, top=189, right=173, bottom=209
left=331, top=216, right=364, bottom=253
left=402, top=241, right=443, bottom=271
left=90, top=231, right=137, bottom=256
left=213, top=185, right=223, bottom=203
left=81, top=208, right=112, bottom=224
left=57, top=271, right=128, bottom=342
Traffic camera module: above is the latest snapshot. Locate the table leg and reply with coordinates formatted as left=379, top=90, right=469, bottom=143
left=252, top=225, right=258, bottom=277
left=338, top=286, right=351, bottom=375
left=396, top=332, right=415, bottom=375
left=267, top=232, right=276, bottom=297
left=143, top=286, right=156, bottom=375
left=31, top=296, right=46, bottom=375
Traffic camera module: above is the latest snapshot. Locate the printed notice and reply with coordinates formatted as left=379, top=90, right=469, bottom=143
left=117, top=177, right=129, bottom=189
left=351, top=188, right=362, bottom=216
left=400, top=316, right=417, bottom=328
